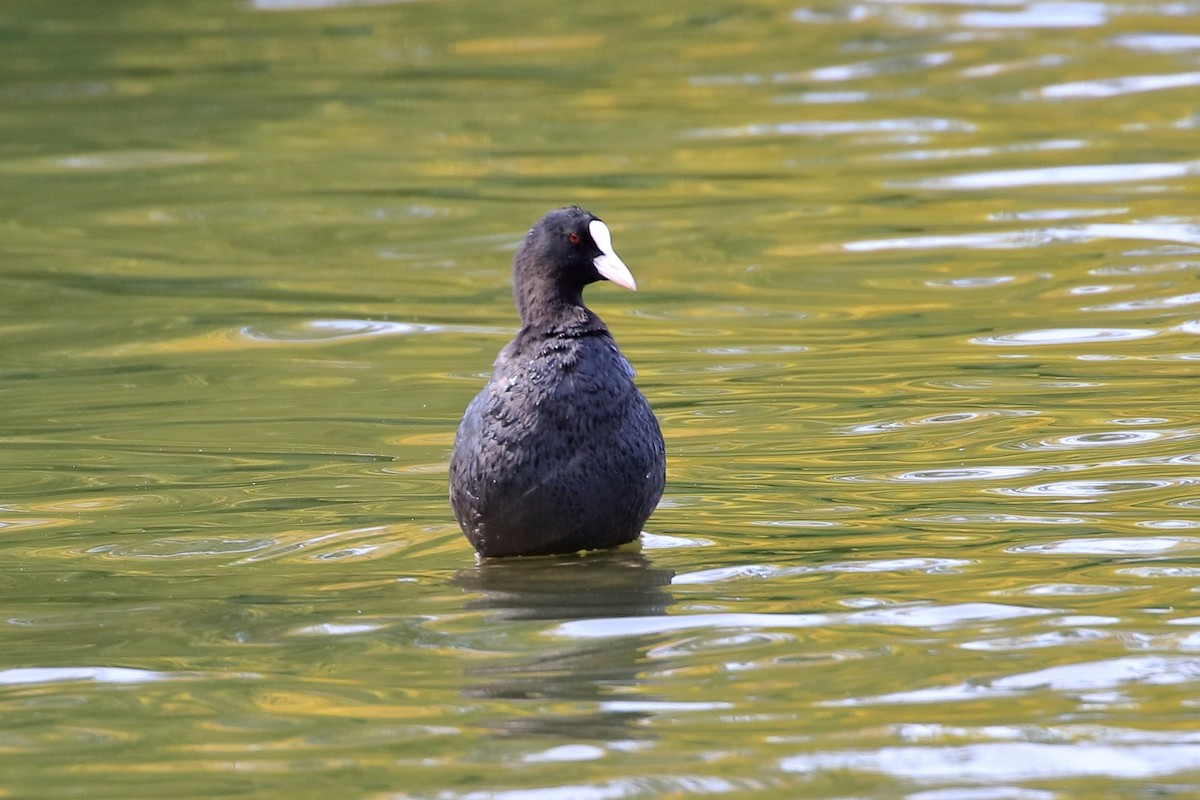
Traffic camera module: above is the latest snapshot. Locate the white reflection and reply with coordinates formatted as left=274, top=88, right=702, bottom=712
left=908, top=782, right=1056, bottom=800
left=600, top=700, right=733, bottom=712
left=904, top=513, right=1087, bottom=525
left=443, top=783, right=628, bottom=800
left=995, top=479, right=1180, bottom=497
left=961, top=53, right=1068, bottom=79
left=1010, top=536, right=1200, bottom=555
left=1040, top=72, right=1200, bottom=99
left=826, top=655, right=1200, bottom=706
left=890, top=466, right=1042, bottom=482
left=991, top=207, right=1124, bottom=221
left=1051, top=615, right=1120, bottom=626
left=849, top=603, right=1049, bottom=627
left=1114, top=34, right=1200, bottom=52
left=846, top=231, right=1055, bottom=251
left=1121, top=566, right=1200, bottom=577
left=1087, top=291, right=1200, bottom=311
left=553, top=603, right=1047, bottom=640
left=926, top=276, right=1017, bottom=287
left=960, top=628, right=1110, bottom=651
left=810, top=52, right=954, bottom=81
left=0, top=667, right=168, bottom=685
left=772, top=90, right=871, bottom=104
left=689, top=117, right=974, bottom=139
left=847, top=223, right=1200, bottom=252
left=241, top=319, right=507, bottom=343
left=673, top=557, right=971, bottom=584
left=904, top=162, right=1200, bottom=190
left=848, top=409, right=1035, bottom=434
left=782, top=741, right=1200, bottom=780
left=1018, top=430, right=1167, bottom=449
left=641, top=533, right=715, bottom=549
left=881, top=139, right=1084, bottom=162
left=522, top=745, right=605, bottom=763
left=812, top=557, right=972, bottom=574
left=792, top=6, right=872, bottom=24
left=970, top=327, right=1158, bottom=345
left=291, top=622, right=383, bottom=636
left=960, top=1, right=1109, bottom=28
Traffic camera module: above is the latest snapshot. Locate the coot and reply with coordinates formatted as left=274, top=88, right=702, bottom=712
left=449, top=207, right=666, bottom=558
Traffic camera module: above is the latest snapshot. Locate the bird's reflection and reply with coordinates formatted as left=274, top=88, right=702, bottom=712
left=453, top=549, right=676, bottom=740
left=456, top=549, right=674, bottom=620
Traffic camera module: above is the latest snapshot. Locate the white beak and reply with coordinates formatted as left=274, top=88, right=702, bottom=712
left=588, top=219, right=637, bottom=291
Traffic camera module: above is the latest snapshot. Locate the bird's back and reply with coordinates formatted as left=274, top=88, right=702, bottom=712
left=449, top=327, right=665, bottom=557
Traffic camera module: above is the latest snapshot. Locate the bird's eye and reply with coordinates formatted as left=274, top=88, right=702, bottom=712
left=568, top=232, right=581, bottom=244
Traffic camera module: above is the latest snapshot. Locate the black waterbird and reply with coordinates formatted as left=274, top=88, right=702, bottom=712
left=449, top=207, right=666, bottom=558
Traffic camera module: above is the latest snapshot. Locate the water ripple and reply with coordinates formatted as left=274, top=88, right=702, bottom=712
left=1012, top=430, right=1174, bottom=450
left=1039, top=72, right=1200, bottom=100
left=879, top=138, right=1086, bottom=163
left=782, top=741, right=1200, bottom=781
left=888, top=466, right=1048, bottom=483
left=837, top=465, right=1074, bottom=487
left=827, top=655, right=1200, bottom=707
left=1114, top=34, right=1200, bottom=52
left=847, top=223, right=1200, bottom=253
left=673, top=557, right=972, bottom=585
left=960, top=2, right=1110, bottom=29
left=687, top=117, right=974, bottom=140
left=1119, top=566, right=1200, bottom=578
left=1009, top=536, right=1200, bottom=555
left=993, top=207, right=1126, bottom=221
left=428, top=776, right=750, bottom=800
left=1136, top=520, right=1200, bottom=530
left=553, top=603, right=1048, bottom=640
left=902, top=162, right=1200, bottom=190
left=253, top=0, right=424, bottom=9
left=241, top=318, right=506, bottom=343
left=847, top=409, right=1036, bottom=434
left=3, top=150, right=218, bottom=173
left=971, top=327, right=1158, bottom=346
left=960, top=628, right=1111, bottom=651
left=905, top=513, right=1089, bottom=526
left=1, top=667, right=169, bottom=686
left=690, top=53, right=954, bottom=87
left=995, top=478, right=1195, bottom=498
left=290, top=622, right=385, bottom=637
left=89, top=537, right=276, bottom=559
left=1085, top=291, right=1200, bottom=311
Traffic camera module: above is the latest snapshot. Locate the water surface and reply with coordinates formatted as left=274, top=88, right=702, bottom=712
left=4, top=0, right=1200, bottom=797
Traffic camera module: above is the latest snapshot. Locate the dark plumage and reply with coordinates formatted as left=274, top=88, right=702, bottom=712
left=449, top=206, right=666, bottom=558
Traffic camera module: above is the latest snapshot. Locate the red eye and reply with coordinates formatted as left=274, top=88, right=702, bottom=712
left=568, top=232, right=581, bottom=244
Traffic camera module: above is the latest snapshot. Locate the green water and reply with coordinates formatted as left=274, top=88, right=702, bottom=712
left=5, top=0, right=1200, bottom=797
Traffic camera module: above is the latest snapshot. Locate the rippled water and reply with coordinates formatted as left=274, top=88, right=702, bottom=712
left=4, top=0, right=1200, bottom=797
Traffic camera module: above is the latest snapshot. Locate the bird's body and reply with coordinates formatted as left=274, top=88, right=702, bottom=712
left=449, top=207, right=665, bottom=558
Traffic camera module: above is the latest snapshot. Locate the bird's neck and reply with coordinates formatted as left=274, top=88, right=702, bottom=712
left=515, top=280, right=591, bottom=330
left=517, top=301, right=610, bottom=343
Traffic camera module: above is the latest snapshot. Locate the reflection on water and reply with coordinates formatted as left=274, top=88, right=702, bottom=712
left=782, top=739, right=1200, bottom=782
left=455, top=553, right=675, bottom=740
left=5, top=0, right=1200, bottom=796
left=457, top=551, right=675, bottom=622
